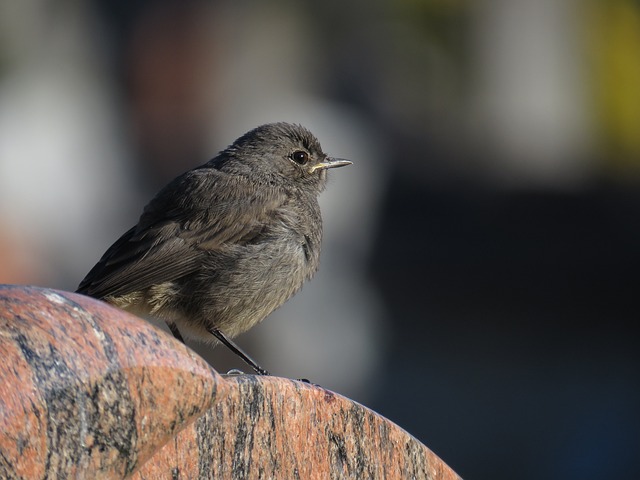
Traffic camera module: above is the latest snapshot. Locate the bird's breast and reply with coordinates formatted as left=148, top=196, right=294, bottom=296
left=182, top=202, right=323, bottom=338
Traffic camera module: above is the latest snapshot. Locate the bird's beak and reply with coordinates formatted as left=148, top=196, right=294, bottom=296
left=309, top=157, right=353, bottom=173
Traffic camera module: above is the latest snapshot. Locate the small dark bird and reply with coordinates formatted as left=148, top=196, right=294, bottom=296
left=76, top=123, right=351, bottom=375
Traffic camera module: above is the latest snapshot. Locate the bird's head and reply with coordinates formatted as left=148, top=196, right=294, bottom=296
left=218, top=123, right=352, bottom=193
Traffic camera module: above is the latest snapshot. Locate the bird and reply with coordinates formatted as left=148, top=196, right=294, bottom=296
left=76, top=123, right=352, bottom=375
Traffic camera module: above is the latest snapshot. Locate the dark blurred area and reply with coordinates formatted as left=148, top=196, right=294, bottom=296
left=1, top=1, right=639, bottom=478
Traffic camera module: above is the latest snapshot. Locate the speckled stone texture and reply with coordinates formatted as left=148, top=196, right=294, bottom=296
left=0, top=285, right=460, bottom=479
left=133, top=375, right=461, bottom=480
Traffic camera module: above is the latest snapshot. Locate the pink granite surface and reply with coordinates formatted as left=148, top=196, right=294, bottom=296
left=0, top=285, right=460, bottom=479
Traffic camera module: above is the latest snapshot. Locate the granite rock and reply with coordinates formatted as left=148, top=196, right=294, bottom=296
left=0, top=285, right=460, bottom=479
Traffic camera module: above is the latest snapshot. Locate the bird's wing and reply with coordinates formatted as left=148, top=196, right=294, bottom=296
left=77, top=169, right=286, bottom=299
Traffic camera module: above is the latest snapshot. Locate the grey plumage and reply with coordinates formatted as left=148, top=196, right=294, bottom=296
left=77, top=123, right=351, bottom=373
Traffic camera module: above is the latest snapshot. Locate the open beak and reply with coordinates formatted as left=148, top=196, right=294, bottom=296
left=309, top=157, right=353, bottom=173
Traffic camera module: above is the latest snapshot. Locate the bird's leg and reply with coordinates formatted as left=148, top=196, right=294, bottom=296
left=167, top=322, right=186, bottom=343
left=206, top=326, right=271, bottom=376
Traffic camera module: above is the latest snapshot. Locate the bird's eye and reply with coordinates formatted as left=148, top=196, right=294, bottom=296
left=290, top=151, right=309, bottom=165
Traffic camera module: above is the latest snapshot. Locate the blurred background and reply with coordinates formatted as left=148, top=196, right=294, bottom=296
left=1, top=0, right=639, bottom=478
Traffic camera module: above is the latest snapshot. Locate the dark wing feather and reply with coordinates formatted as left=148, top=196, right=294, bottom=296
left=76, top=224, right=204, bottom=298
left=77, top=168, right=285, bottom=299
